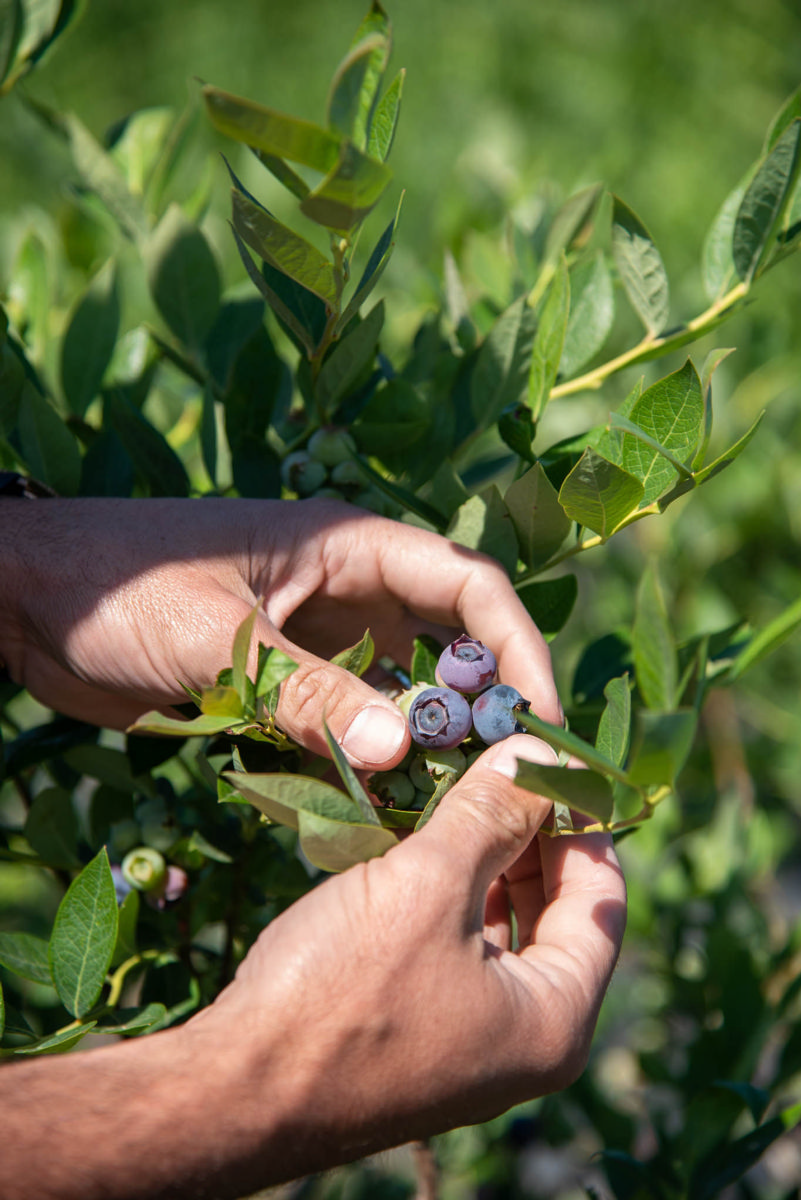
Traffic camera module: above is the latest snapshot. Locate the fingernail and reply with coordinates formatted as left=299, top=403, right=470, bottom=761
left=341, top=705, right=409, bottom=767
left=487, top=734, right=558, bottom=780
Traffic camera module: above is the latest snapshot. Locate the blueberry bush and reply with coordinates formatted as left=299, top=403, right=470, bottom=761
left=2, top=3, right=801, bottom=1196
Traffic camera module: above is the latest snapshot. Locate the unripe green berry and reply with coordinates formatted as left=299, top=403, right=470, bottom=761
left=367, top=770, right=416, bottom=808
left=330, top=460, right=363, bottom=488
left=409, top=747, right=467, bottom=793
left=281, top=451, right=328, bottom=496
left=307, top=427, right=357, bottom=467
left=122, top=846, right=167, bottom=893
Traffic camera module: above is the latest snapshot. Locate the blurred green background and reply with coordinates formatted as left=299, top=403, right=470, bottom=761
left=3, top=1, right=801, bottom=1196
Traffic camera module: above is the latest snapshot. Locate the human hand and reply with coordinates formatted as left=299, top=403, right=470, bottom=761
left=184, top=734, right=626, bottom=1188
left=0, top=497, right=559, bottom=769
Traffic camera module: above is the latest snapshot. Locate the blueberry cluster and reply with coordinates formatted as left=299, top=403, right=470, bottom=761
left=369, top=634, right=531, bottom=813
left=280, top=427, right=398, bottom=516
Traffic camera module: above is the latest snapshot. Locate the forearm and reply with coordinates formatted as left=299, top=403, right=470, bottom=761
left=0, top=1021, right=310, bottom=1200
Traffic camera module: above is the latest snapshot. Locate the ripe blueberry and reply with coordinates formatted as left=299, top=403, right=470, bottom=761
left=436, top=634, right=497, bottom=694
left=471, top=684, right=531, bottom=744
left=408, top=686, right=472, bottom=749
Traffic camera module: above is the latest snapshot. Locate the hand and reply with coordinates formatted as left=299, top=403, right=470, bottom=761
left=183, top=734, right=627, bottom=1190
left=0, top=497, right=560, bottom=768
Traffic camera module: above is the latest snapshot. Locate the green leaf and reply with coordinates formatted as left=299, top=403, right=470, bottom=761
left=222, top=771, right=362, bottom=829
left=702, top=182, right=746, bottom=300
left=595, top=675, right=631, bottom=768
left=765, top=86, right=801, bottom=152
left=339, top=191, right=403, bottom=329
left=614, top=359, right=704, bottom=505
left=65, top=113, right=148, bottom=241
left=230, top=227, right=316, bottom=357
left=611, top=196, right=670, bottom=335
left=13, top=1023, right=97, bottom=1056
left=128, top=711, right=243, bottom=737
left=105, top=389, right=189, bottom=497
left=516, top=575, right=578, bottom=639
left=689, top=1101, right=801, bottom=1200
left=60, top=259, right=119, bottom=417
left=504, top=462, right=572, bottom=569
left=447, top=486, right=519, bottom=578
left=353, top=377, right=429, bottom=458
left=694, top=346, right=736, bottom=470
left=299, top=141, right=393, bottom=233
left=231, top=601, right=260, bottom=704
left=692, top=409, right=764, bottom=486
left=199, top=686, right=245, bottom=719
left=316, top=300, right=384, bottom=416
left=0, top=931, right=52, bottom=985
left=497, top=404, right=536, bottom=464
left=112, top=888, right=139, bottom=968
left=254, top=645, right=298, bottom=699
left=515, top=709, right=632, bottom=785
left=726, top=594, right=801, bottom=682
left=368, top=67, right=404, bottom=162
left=200, top=382, right=217, bottom=486
left=145, top=203, right=221, bottom=346
left=297, top=808, right=397, bottom=872
left=349, top=455, right=448, bottom=530
left=95, top=1003, right=167, bottom=1036
left=204, top=85, right=343, bottom=172
left=558, top=250, right=614, bottom=379
left=330, top=630, right=375, bottom=678
left=24, top=787, right=81, bottom=868
left=514, top=762, right=615, bottom=825
left=347, top=2, right=392, bottom=150
left=49, top=848, right=118, bottom=1018
left=543, top=182, right=605, bottom=265
left=411, top=634, right=443, bottom=685
left=17, top=382, right=82, bottom=496
left=733, top=119, right=801, bottom=281
left=558, top=447, right=644, bottom=538
left=529, top=255, right=569, bottom=417
left=231, top=188, right=337, bottom=307
left=471, top=294, right=538, bottom=431
left=250, top=146, right=310, bottom=200
left=323, top=720, right=382, bottom=826
left=633, top=564, right=677, bottom=710
left=327, top=31, right=389, bottom=147
left=0, top=979, right=4, bottom=1040
left=0, top=0, right=22, bottom=89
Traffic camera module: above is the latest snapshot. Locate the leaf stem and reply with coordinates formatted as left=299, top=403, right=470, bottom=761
left=549, top=280, right=749, bottom=399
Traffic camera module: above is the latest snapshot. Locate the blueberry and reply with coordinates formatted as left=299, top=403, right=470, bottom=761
left=368, top=769, right=416, bottom=808
left=471, top=684, right=531, bottom=744
left=280, top=451, right=328, bottom=496
left=147, top=865, right=190, bottom=910
left=408, top=686, right=472, bottom=749
left=121, top=846, right=168, bottom=893
left=436, top=634, right=497, bottom=694
left=307, top=427, right=356, bottom=467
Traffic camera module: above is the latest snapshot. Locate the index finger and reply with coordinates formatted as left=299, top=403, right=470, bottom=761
left=375, top=525, right=560, bottom=721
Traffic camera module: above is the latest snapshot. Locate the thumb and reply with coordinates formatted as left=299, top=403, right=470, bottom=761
left=417, top=734, right=558, bottom=891
left=263, top=623, right=409, bottom=770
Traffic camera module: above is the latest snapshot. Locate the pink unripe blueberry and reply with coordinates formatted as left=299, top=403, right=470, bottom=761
left=436, top=635, right=497, bottom=694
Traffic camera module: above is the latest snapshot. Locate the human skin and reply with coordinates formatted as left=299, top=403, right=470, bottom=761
left=0, top=496, right=561, bottom=761
left=0, top=497, right=626, bottom=1198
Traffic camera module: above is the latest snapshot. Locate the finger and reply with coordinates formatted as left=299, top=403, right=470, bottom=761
left=373, top=526, right=560, bottom=721
left=262, top=618, right=410, bottom=770
left=416, top=734, right=558, bottom=916
left=302, top=511, right=560, bottom=722
left=521, top=830, right=627, bottom=999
